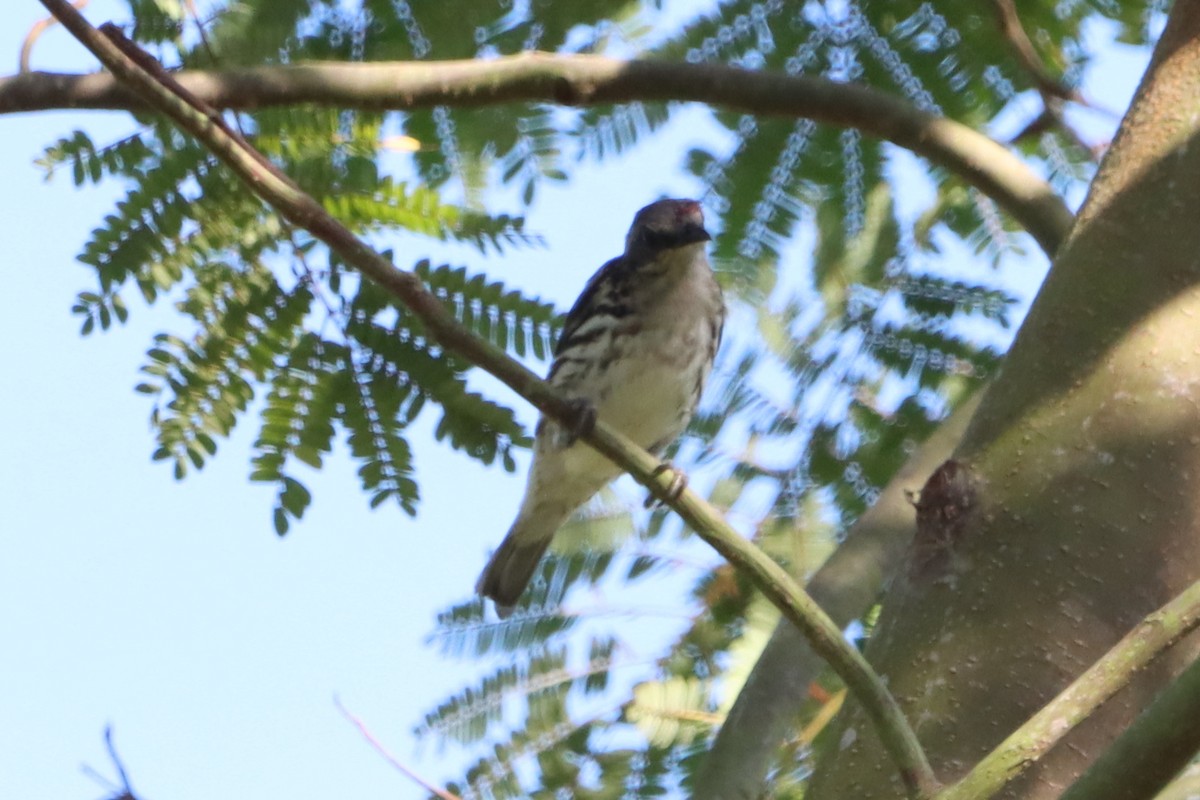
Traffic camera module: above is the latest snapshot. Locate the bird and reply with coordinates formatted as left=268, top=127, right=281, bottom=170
left=476, top=198, right=725, bottom=616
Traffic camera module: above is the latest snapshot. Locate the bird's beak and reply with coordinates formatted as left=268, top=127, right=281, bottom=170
left=681, top=222, right=712, bottom=245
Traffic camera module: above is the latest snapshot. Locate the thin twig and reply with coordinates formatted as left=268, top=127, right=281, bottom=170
left=39, top=2, right=942, bottom=795
left=19, top=0, right=88, bottom=72
left=335, top=696, right=463, bottom=800
left=1007, top=99, right=1103, bottom=163
left=103, top=726, right=132, bottom=794
left=80, top=725, right=137, bottom=800
left=990, top=0, right=1079, bottom=103
left=797, top=688, right=846, bottom=746
left=989, top=0, right=1109, bottom=161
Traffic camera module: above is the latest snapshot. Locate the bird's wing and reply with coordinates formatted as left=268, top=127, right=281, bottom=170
left=551, top=254, right=635, bottom=359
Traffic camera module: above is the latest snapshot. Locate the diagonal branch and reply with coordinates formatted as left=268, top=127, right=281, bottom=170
left=694, top=391, right=983, bottom=800
left=38, top=1, right=939, bottom=796
left=0, top=56, right=1073, bottom=256
left=1058, top=647, right=1200, bottom=800
left=935, top=579, right=1200, bottom=800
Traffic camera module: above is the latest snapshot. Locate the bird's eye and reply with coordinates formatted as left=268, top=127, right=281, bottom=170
left=642, top=229, right=674, bottom=249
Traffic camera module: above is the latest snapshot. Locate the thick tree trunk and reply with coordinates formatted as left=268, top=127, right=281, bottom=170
left=810, top=2, right=1200, bottom=796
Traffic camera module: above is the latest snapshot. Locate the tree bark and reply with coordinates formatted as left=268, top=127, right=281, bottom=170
left=810, top=1, right=1200, bottom=796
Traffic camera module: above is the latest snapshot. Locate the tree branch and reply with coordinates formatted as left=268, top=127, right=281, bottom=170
left=989, top=0, right=1079, bottom=103
left=0, top=55, right=1073, bottom=257
left=1056, top=647, right=1200, bottom=800
left=695, top=391, right=982, bottom=800
left=936, top=579, right=1200, bottom=800
left=1155, top=764, right=1200, bottom=800
left=38, top=1, right=939, bottom=795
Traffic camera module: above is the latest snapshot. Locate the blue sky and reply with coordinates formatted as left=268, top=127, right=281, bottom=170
left=0, top=3, right=1151, bottom=798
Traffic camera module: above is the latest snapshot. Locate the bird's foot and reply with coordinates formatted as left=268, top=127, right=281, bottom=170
left=644, top=462, right=688, bottom=509
left=561, top=397, right=597, bottom=446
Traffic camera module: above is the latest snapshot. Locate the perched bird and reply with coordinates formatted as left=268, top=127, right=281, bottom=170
left=476, top=198, right=725, bottom=616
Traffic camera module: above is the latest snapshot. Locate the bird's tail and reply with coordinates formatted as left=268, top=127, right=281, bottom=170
left=476, top=507, right=569, bottom=617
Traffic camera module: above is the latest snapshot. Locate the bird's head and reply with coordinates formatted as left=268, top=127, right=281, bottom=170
left=625, top=198, right=711, bottom=256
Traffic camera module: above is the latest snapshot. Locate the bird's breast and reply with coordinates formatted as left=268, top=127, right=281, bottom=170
left=591, top=263, right=721, bottom=449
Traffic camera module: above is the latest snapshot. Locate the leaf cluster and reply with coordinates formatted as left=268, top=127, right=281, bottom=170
left=43, top=108, right=552, bottom=531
